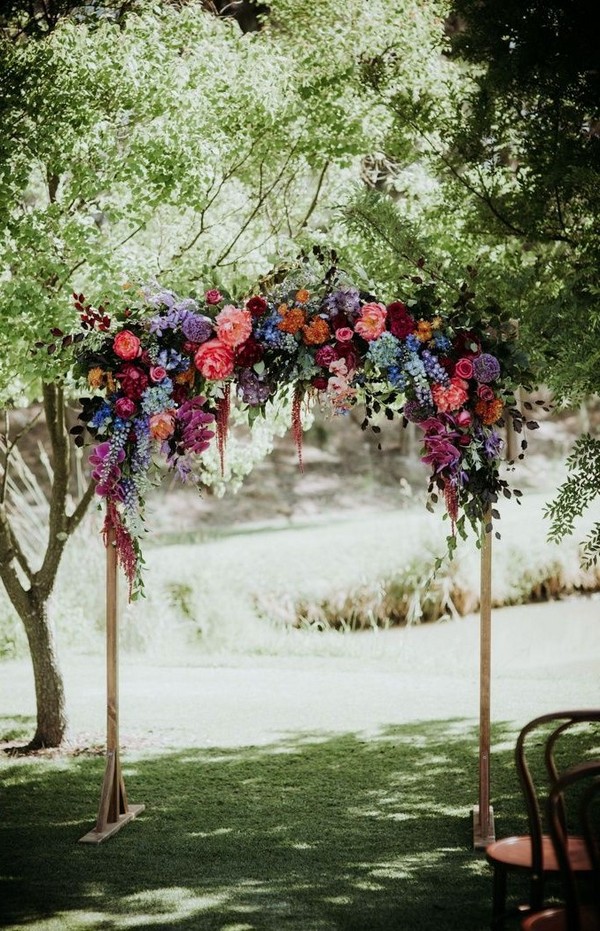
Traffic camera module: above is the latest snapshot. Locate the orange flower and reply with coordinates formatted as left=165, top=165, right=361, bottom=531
left=416, top=320, right=433, bottom=342
left=175, top=367, right=195, bottom=386
left=475, top=398, right=504, bottom=425
left=302, top=317, right=331, bottom=345
left=296, top=289, right=310, bottom=303
left=88, top=367, right=105, bottom=389
left=106, top=373, right=116, bottom=394
left=278, top=308, right=306, bottom=334
left=149, top=411, right=176, bottom=441
left=277, top=303, right=289, bottom=316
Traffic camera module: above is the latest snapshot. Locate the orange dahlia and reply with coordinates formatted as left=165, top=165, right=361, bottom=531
left=302, top=317, right=331, bottom=345
left=476, top=398, right=504, bottom=425
left=295, top=289, right=310, bottom=303
left=278, top=308, right=306, bottom=334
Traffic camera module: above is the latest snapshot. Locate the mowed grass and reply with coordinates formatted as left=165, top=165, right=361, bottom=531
left=0, top=720, right=523, bottom=931
left=2, top=720, right=597, bottom=931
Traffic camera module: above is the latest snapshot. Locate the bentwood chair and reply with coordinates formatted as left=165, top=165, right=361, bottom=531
left=486, top=711, right=600, bottom=929
left=521, top=760, right=600, bottom=931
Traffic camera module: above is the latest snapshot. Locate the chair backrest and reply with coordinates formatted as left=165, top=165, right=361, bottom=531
left=514, top=711, right=600, bottom=880
left=547, top=760, right=600, bottom=931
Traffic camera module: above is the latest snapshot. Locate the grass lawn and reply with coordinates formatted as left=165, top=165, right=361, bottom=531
left=0, top=719, right=540, bottom=931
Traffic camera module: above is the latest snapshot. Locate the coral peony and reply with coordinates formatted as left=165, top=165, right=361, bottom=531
left=194, top=339, right=235, bottom=380
left=149, top=411, right=176, bottom=440
left=216, top=305, right=253, bottom=348
left=354, top=302, right=387, bottom=341
left=113, top=330, right=141, bottom=360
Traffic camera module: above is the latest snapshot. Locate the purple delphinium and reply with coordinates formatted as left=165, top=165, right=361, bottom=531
left=473, top=353, right=501, bottom=383
left=483, top=429, right=504, bottom=460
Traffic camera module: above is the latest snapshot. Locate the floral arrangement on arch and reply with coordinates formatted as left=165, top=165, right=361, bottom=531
left=64, top=265, right=532, bottom=595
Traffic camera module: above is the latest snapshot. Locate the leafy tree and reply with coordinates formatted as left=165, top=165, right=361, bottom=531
left=0, top=0, right=443, bottom=747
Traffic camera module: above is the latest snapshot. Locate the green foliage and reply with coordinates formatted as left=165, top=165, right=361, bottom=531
left=546, top=434, right=600, bottom=568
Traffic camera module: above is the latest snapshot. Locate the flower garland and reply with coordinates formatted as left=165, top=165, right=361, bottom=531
left=64, top=269, right=532, bottom=595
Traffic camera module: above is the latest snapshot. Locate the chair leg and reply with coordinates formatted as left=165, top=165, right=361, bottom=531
left=529, top=873, right=545, bottom=912
left=491, top=865, right=507, bottom=930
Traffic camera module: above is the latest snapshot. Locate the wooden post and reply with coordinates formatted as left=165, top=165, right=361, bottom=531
left=473, top=510, right=495, bottom=849
left=79, top=522, right=144, bottom=844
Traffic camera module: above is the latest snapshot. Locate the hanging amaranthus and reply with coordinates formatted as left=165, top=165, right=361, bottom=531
left=292, top=384, right=305, bottom=473
left=216, top=382, right=231, bottom=475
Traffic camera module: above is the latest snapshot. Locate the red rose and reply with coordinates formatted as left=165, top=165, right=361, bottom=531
left=387, top=302, right=415, bottom=339
left=150, top=365, right=167, bottom=383
left=235, top=336, right=263, bottom=367
left=113, top=329, right=141, bottom=361
left=455, top=357, right=474, bottom=380
left=205, top=289, right=223, bottom=305
left=477, top=384, right=495, bottom=402
left=246, top=296, right=268, bottom=317
left=312, top=375, right=328, bottom=390
left=114, top=397, right=137, bottom=419
left=115, top=363, right=148, bottom=400
left=194, top=339, right=235, bottom=380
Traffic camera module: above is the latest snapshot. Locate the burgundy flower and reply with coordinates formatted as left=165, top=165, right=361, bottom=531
left=453, top=330, right=481, bottom=356
left=312, top=375, right=328, bottom=390
left=246, top=295, right=268, bottom=317
left=235, top=336, right=264, bottom=367
left=114, top=397, right=137, bottom=419
left=387, top=302, right=415, bottom=339
left=115, top=363, right=149, bottom=400
left=334, top=342, right=359, bottom=372
left=315, top=345, right=337, bottom=368
left=477, top=384, right=495, bottom=402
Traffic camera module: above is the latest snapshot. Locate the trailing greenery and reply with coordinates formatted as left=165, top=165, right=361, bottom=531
left=546, top=435, right=600, bottom=568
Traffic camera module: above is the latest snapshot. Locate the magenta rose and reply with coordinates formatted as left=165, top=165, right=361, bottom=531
left=150, top=365, right=167, bottom=383
left=315, top=345, right=337, bottom=367
left=115, top=363, right=148, bottom=400
left=387, top=301, right=415, bottom=339
left=205, top=289, right=223, bottom=305
left=194, top=339, right=235, bottom=380
left=113, top=329, right=141, bottom=361
left=114, top=397, right=137, bottom=419
left=454, top=357, right=474, bottom=380
left=477, top=384, right=495, bottom=402
left=455, top=409, right=472, bottom=428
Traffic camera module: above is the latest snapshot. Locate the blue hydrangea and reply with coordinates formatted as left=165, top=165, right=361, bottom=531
left=433, top=333, right=451, bottom=352
left=256, top=315, right=297, bottom=351
left=404, top=334, right=420, bottom=353
left=388, top=365, right=407, bottom=390
left=367, top=332, right=400, bottom=368
left=141, top=380, right=174, bottom=415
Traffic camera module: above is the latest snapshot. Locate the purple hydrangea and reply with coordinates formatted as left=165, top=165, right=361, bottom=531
left=473, top=353, right=501, bottom=383
left=403, top=399, right=432, bottom=423
left=181, top=313, right=213, bottom=344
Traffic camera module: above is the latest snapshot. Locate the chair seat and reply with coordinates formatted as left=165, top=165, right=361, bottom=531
left=487, top=834, right=592, bottom=872
left=521, top=905, right=600, bottom=931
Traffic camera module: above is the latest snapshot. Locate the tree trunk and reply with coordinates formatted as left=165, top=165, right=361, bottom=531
left=20, top=593, right=67, bottom=749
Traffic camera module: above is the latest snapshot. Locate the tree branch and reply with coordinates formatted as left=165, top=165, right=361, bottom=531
left=298, top=160, right=330, bottom=230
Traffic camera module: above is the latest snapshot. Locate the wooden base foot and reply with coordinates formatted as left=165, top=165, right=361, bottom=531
left=472, top=804, right=495, bottom=849
left=79, top=803, right=145, bottom=844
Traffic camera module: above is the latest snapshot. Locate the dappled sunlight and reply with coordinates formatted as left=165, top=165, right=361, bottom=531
left=1, top=718, right=542, bottom=929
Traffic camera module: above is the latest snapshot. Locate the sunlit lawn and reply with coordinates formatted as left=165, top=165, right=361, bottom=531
left=1, top=719, right=538, bottom=931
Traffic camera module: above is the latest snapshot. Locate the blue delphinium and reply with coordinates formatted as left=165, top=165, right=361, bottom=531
left=90, top=401, right=112, bottom=431
left=131, top=416, right=151, bottom=474
left=433, top=333, right=451, bottom=352
left=388, top=365, right=407, bottom=391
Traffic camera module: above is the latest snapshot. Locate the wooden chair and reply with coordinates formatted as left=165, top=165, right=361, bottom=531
left=486, top=710, right=600, bottom=929
left=520, top=760, right=600, bottom=931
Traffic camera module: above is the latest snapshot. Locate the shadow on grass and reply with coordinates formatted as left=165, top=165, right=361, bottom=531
left=0, top=714, right=36, bottom=745
left=0, top=719, right=529, bottom=931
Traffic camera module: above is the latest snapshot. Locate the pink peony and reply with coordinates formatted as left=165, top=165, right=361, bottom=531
left=216, top=305, right=253, bottom=348
left=354, top=302, right=387, bottom=341
left=149, top=411, right=175, bottom=441
left=114, top=397, right=137, bottom=419
left=150, top=365, right=167, bottom=383
left=455, top=357, right=474, bottom=380
left=194, top=339, right=235, bottom=380
left=205, top=289, right=223, bottom=305
left=335, top=327, right=354, bottom=342
left=113, top=330, right=141, bottom=360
